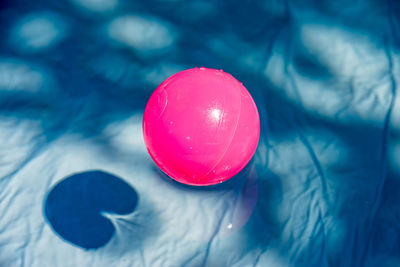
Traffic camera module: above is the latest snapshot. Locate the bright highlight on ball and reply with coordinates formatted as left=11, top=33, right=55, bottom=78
left=143, top=67, right=260, bottom=186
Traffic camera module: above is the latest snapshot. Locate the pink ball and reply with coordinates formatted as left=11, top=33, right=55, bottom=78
left=142, top=67, right=260, bottom=186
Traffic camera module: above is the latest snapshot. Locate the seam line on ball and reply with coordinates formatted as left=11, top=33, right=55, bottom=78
left=200, top=86, right=242, bottom=180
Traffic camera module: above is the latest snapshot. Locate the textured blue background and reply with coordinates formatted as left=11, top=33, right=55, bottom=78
left=1, top=0, right=400, bottom=266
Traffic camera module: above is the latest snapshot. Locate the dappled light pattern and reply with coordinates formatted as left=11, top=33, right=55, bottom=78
left=10, top=12, right=67, bottom=52
left=71, top=0, right=118, bottom=13
left=107, top=15, right=176, bottom=52
left=0, top=0, right=400, bottom=266
left=266, top=23, right=391, bottom=124
left=0, top=60, right=52, bottom=92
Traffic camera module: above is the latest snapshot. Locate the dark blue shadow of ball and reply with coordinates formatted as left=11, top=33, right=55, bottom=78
left=44, top=170, right=138, bottom=250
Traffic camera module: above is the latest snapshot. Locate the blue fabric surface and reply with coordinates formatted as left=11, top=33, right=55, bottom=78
left=1, top=0, right=400, bottom=266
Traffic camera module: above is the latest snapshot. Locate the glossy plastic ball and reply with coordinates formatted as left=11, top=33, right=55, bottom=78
left=142, top=67, right=260, bottom=186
